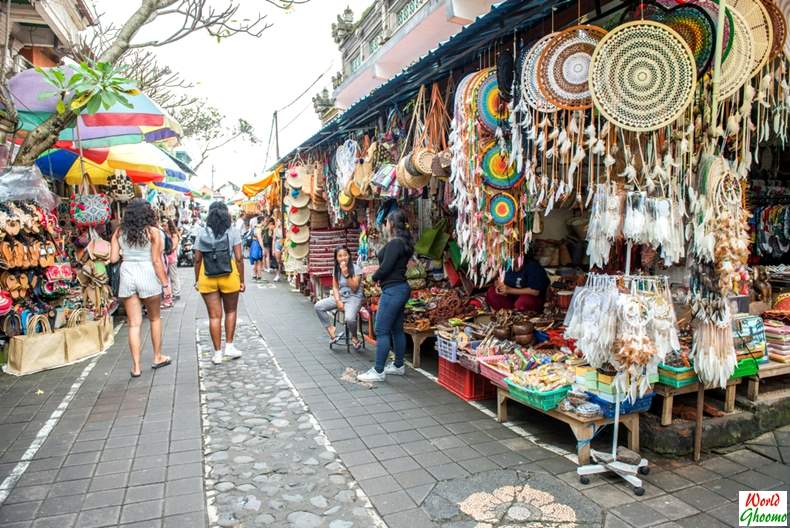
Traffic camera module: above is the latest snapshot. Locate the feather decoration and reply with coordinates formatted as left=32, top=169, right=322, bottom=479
left=726, top=114, right=741, bottom=137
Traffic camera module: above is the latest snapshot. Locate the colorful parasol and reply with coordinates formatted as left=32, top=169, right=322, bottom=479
left=36, top=143, right=192, bottom=185
left=489, top=193, right=517, bottom=225
left=480, top=141, right=521, bottom=189
left=8, top=68, right=182, bottom=147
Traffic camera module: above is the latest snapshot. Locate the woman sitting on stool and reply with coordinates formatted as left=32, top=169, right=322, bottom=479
left=315, top=245, right=364, bottom=350
left=486, top=250, right=549, bottom=313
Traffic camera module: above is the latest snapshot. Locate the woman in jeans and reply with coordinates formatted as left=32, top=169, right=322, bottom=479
left=314, top=246, right=364, bottom=350
left=193, top=202, right=246, bottom=365
left=358, top=209, right=413, bottom=382
left=110, top=199, right=172, bottom=378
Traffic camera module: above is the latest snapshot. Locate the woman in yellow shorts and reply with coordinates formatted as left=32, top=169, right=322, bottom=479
left=193, top=202, right=245, bottom=365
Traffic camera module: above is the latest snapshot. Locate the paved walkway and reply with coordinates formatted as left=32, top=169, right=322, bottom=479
left=0, top=269, right=786, bottom=527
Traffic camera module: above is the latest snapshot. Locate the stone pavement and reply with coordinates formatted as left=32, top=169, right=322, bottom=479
left=0, top=269, right=786, bottom=527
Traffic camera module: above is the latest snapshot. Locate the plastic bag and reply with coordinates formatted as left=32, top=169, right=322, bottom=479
left=0, top=166, right=59, bottom=210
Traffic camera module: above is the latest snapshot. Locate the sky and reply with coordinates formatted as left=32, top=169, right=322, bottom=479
left=92, top=0, right=372, bottom=189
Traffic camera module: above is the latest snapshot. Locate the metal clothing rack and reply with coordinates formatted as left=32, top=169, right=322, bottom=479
left=576, top=242, right=651, bottom=495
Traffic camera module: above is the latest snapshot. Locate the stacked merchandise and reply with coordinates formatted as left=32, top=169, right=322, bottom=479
left=307, top=228, right=360, bottom=278
left=283, top=166, right=311, bottom=273
left=307, top=162, right=330, bottom=230
left=765, top=320, right=790, bottom=363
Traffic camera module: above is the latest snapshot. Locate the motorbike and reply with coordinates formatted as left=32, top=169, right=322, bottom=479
left=178, top=235, right=195, bottom=267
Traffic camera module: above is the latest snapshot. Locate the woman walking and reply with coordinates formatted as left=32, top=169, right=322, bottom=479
left=358, top=209, right=413, bottom=382
left=194, top=201, right=245, bottom=365
left=262, top=217, right=274, bottom=273
left=110, top=199, right=172, bottom=378
left=249, top=215, right=265, bottom=281
left=163, top=219, right=181, bottom=302
left=314, top=246, right=364, bottom=350
left=271, top=212, right=283, bottom=282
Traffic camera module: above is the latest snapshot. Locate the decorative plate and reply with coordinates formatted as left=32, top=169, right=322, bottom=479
left=536, top=25, right=608, bottom=110
left=621, top=1, right=716, bottom=75
left=475, top=69, right=509, bottom=133
left=657, top=0, right=734, bottom=60
left=489, top=192, right=518, bottom=225
left=727, top=0, right=774, bottom=75
left=480, top=141, right=521, bottom=189
left=521, top=34, right=559, bottom=113
left=760, top=0, right=787, bottom=57
left=719, top=7, right=755, bottom=99
left=589, top=21, right=697, bottom=132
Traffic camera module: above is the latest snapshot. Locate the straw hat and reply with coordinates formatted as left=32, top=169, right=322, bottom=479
left=288, top=206, right=310, bottom=226
left=286, top=166, right=309, bottom=189
left=289, top=224, right=310, bottom=244
left=284, top=187, right=310, bottom=208
left=338, top=191, right=355, bottom=212
left=289, top=241, right=309, bottom=260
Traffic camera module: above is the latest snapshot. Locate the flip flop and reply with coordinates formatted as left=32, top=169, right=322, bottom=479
left=130, top=370, right=141, bottom=378
left=152, top=357, right=172, bottom=369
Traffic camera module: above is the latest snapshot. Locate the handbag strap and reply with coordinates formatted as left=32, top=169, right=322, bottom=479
left=399, top=85, right=427, bottom=159
left=3, top=312, right=21, bottom=336
left=27, top=314, right=51, bottom=335
left=68, top=308, right=86, bottom=327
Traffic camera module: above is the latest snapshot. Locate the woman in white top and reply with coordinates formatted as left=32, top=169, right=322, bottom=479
left=110, top=199, right=172, bottom=378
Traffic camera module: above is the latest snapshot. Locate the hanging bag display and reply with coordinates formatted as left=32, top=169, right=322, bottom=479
left=70, top=173, right=111, bottom=229
left=107, top=169, right=135, bottom=201
left=5, top=315, right=66, bottom=375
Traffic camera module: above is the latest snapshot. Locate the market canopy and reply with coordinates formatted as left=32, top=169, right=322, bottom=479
left=242, top=168, right=279, bottom=198
left=36, top=142, right=194, bottom=185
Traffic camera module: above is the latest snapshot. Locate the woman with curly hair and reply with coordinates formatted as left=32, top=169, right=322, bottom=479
left=110, top=199, right=172, bottom=377
left=194, top=201, right=245, bottom=365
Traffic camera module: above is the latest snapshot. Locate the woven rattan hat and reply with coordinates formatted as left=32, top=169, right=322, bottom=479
left=288, top=206, right=310, bottom=226
left=289, top=241, right=309, bottom=260
left=338, top=191, right=355, bottom=211
left=286, top=166, right=309, bottom=189
left=285, top=188, right=310, bottom=208
left=289, top=224, right=310, bottom=244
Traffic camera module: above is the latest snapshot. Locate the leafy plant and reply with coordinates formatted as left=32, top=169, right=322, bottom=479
left=36, top=62, right=141, bottom=115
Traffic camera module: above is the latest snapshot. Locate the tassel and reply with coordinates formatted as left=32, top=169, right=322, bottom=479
left=567, top=147, right=586, bottom=181
left=569, top=114, right=579, bottom=135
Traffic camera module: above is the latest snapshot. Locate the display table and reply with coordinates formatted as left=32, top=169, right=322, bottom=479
left=495, top=387, right=640, bottom=465
left=654, top=379, right=740, bottom=426
left=404, top=328, right=434, bottom=369
left=746, top=361, right=790, bottom=401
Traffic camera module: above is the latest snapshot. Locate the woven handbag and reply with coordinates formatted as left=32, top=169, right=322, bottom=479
left=107, top=170, right=135, bottom=201
left=70, top=174, right=111, bottom=229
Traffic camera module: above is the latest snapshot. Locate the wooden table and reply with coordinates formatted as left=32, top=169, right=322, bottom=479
left=404, top=328, right=434, bottom=369
left=496, top=387, right=640, bottom=465
left=653, top=379, right=740, bottom=426
left=746, top=360, right=790, bottom=401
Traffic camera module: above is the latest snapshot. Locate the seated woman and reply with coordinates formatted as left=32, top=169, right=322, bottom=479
left=314, top=245, right=364, bottom=350
left=486, top=251, right=550, bottom=313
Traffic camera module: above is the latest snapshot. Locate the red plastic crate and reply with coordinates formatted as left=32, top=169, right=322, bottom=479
left=438, top=357, right=496, bottom=401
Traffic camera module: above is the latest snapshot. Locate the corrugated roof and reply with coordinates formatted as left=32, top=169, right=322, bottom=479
left=271, top=0, right=576, bottom=169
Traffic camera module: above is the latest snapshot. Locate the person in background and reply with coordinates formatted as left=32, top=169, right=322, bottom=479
left=486, top=249, right=549, bottom=313
left=234, top=214, right=245, bottom=233
left=194, top=201, right=245, bottom=365
left=262, top=217, right=275, bottom=273
left=249, top=215, right=265, bottom=281
left=164, top=219, right=181, bottom=301
left=314, top=246, right=364, bottom=350
left=271, top=212, right=283, bottom=282
left=358, top=209, right=413, bottom=382
left=110, top=199, right=171, bottom=378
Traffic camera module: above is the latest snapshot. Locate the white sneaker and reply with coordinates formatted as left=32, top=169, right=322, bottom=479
left=273, top=274, right=281, bottom=282
left=357, top=367, right=385, bottom=382
left=383, top=362, right=405, bottom=376
left=225, top=343, right=242, bottom=359
left=211, top=350, right=224, bottom=365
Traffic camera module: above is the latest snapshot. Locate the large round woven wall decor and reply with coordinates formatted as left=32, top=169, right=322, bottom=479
left=621, top=1, right=716, bottom=75
left=480, top=141, right=521, bottom=190
left=658, top=0, right=734, bottom=60
left=536, top=25, right=607, bottom=110
left=589, top=21, right=697, bottom=132
left=475, top=69, right=509, bottom=133
left=727, top=0, right=774, bottom=74
left=778, top=0, right=790, bottom=56
left=489, top=192, right=518, bottom=225
left=719, top=7, right=755, bottom=99
left=521, top=34, right=559, bottom=113
left=760, top=0, right=787, bottom=57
